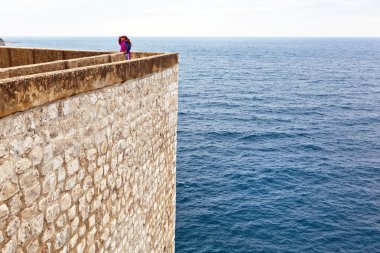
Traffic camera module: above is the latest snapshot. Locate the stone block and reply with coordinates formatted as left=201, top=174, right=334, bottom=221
left=31, top=213, right=44, bottom=236
left=0, top=204, right=9, bottom=222
left=17, top=220, right=32, bottom=245
left=42, top=173, right=57, bottom=194
left=42, top=224, right=55, bottom=242
left=77, top=239, right=86, bottom=253
left=1, top=237, right=17, bottom=253
left=26, top=239, right=39, bottom=253
left=67, top=159, right=79, bottom=176
left=0, top=180, right=19, bottom=202
left=19, top=169, right=39, bottom=189
left=21, top=205, right=37, bottom=221
left=0, top=142, right=8, bottom=158
left=28, top=146, right=44, bottom=166
left=0, top=161, right=15, bottom=185
left=93, top=167, right=103, bottom=183
left=15, top=158, right=32, bottom=174
left=68, top=205, right=76, bottom=221
left=6, top=216, right=20, bottom=236
left=71, top=184, right=83, bottom=202
left=86, top=148, right=97, bottom=162
left=54, top=228, right=68, bottom=249
left=60, top=193, right=72, bottom=211
left=23, top=183, right=41, bottom=206
left=0, top=231, right=4, bottom=244
left=64, top=175, right=77, bottom=191
left=56, top=214, right=67, bottom=228
left=46, top=203, right=60, bottom=223
left=71, top=217, right=79, bottom=234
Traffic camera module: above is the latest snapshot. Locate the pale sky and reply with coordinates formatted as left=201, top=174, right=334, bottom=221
left=1, top=0, right=380, bottom=37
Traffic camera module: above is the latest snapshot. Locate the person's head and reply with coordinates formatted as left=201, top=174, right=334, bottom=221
left=119, top=35, right=132, bottom=46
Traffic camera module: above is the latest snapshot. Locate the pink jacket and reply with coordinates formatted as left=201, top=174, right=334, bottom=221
left=119, top=41, right=128, bottom=53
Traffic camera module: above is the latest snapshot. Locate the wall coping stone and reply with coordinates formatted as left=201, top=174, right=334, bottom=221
left=0, top=51, right=178, bottom=118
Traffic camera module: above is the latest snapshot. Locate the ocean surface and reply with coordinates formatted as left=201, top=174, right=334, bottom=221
left=5, top=37, right=380, bottom=253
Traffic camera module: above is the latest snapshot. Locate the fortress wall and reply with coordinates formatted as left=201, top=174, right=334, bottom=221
left=0, top=52, right=178, bottom=252
left=0, top=48, right=164, bottom=69
left=0, top=52, right=164, bottom=79
left=0, top=53, right=178, bottom=118
left=0, top=53, right=126, bottom=79
left=0, top=48, right=112, bottom=68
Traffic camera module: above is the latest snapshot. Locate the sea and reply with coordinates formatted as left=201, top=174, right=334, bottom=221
left=4, top=37, right=380, bottom=253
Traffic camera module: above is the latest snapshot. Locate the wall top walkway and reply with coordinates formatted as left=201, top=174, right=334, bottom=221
left=0, top=47, right=179, bottom=118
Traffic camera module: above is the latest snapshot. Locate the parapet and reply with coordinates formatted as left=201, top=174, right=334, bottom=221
left=0, top=47, right=178, bottom=118
left=0, top=47, right=178, bottom=252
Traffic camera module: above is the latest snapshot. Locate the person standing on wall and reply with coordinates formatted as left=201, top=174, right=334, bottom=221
left=118, top=35, right=132, bottom=60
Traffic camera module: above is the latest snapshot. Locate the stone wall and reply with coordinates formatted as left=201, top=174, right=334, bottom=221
left=0, top=49, right=178, bottom=252
left=0, top=47, right=112, bottom=68
left=0, top=47, right=164, bottom=69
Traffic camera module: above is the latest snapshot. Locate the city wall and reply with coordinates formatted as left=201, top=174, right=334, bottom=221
left=0, top=47, right=178, bottom=253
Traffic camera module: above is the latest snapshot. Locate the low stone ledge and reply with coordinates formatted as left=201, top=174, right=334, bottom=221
left=0, top=47, right=113, bottom=68
left=0, top=53, right=179, bottom=118
left=0, top=52, right=165, bottom=79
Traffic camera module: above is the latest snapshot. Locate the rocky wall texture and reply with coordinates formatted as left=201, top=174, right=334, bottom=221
left=0, top=65, right=178, bottom=252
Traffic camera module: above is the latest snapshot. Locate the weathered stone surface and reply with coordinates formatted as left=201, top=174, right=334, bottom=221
left=68, top=205, right=76, bottom=221
left=28, top=147, right=44, bottom=166
left=56, top=214, right=67, bottom=228
left=23, top=183, right=41, bottom=206
left=71, top=216, right=80, bottom=235
left=71, top=185, right=82, bottom=202
left=93, top=167, right=103, bottom=183
left=77, top=239, right=86, bottom=253
left=54, top=228, right=68, bottom=249
left=66, top=159, right=79, bottom=176
left=15, top=158, right=32, bottom=174
left=64, top=175, right=77, bottom=191
left=0, top=161, right=15, bottom=185
left=60, top=193, right=72, bottom=211
left=9, top=194, right=22, bottom=216
left=46, top=203, right=60, bottom=223
left=0, top=204, right=9, bottom=222
left=21, top=205, right=37, bottom=221
left=0, top=57, right=178, bottom=252
left=42, top=174, right=56, bottom=194
left=19, top=169, right=39, bottom=189
left=6, top=216, right=20, bottom=236
left=0, top=231, right=4, bottom=244
left=2, top=237, right=17, bottom=253
left=42, top=224, right=55, bottom=243
left=0, top=142, right=8, bottom=158
left=26, top=240, right=39, bottom=253
left=31, top=213, right=44, bottom=236
left=18, top=220, right=32, bottom=245
left=0, top=181, right=19, bottom=202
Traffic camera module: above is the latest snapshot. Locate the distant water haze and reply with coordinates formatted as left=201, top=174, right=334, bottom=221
left=5, top=37, right=380, bottom=253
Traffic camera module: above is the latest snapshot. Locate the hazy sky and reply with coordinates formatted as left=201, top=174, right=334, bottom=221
left=1, top=0, right=380, bottom=37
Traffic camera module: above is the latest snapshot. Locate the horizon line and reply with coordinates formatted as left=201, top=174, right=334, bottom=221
left=2, top=35, right=380, bottom=38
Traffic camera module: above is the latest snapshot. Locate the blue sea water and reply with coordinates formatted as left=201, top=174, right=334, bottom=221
left=5, top=37, right=380, bottom=252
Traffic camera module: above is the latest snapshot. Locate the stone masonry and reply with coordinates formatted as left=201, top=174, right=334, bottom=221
left=0, top=48, right=178, bottom=252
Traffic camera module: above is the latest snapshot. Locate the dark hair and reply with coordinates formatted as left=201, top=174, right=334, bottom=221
left=118, top=36, right=132, bottom=46
left=125, top=36, right=132, bottom=46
